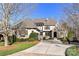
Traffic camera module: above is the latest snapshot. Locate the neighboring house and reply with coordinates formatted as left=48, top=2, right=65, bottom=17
left=13, top=18, right=67, bottom=39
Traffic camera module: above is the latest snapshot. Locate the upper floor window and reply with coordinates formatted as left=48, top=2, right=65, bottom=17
left=45, top=26, right=50, bottom=29
left=35, top=22, right=44, bottom=26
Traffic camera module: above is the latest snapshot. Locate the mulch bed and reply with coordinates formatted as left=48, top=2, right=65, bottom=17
left=0, top=45, right=16, bottom=51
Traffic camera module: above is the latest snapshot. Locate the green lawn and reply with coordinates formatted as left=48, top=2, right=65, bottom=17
left=0, top=42, right=4, bottom=46
left=65, top=45, right=79, bottom=56
left=0, top=41, right=39, bottom=56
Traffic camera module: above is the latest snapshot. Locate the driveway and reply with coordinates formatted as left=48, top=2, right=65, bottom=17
left=8, top=41, right=72, bottom=56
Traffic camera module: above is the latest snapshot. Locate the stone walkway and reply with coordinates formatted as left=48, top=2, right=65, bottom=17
left=8, top=41, right=72, bottom=56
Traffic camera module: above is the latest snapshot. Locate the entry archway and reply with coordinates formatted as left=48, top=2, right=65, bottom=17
left=54, top=32, right=57, bottom=38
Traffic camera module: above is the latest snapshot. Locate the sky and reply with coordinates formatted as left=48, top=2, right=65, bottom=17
left=28, top=3, right=71, bottom=22
left=9, top=3, right=72, bottom=24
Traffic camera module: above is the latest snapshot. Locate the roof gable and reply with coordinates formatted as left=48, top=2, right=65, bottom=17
left=14, top=18, right=56, bottom=29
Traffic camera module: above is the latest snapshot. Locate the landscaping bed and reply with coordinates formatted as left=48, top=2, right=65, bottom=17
left=65, top=45, right=79, bottom=56
left=0, top=40, right=39, bottom=56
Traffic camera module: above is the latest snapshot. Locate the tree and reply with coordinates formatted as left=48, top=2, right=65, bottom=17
left=0, top=3, right=36, bottom=46
left=63, top=3, right=79, bottom=39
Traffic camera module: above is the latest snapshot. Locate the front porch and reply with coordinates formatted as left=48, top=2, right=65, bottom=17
left=42, top=31, right=58, bottom=39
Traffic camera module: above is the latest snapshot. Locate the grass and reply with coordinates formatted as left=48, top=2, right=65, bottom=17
left=65, top=45, right=79, bottom=56
left=0, top=42, right=4, bottom=46
left=0, top=40, right=39, bottom=56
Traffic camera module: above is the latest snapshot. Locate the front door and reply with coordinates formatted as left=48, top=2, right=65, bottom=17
left=54, top=32, right=57, bottom=38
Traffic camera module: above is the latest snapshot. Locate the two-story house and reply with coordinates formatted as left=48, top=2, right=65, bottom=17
left=13, top=18, right=60, bottom=39
left=33, top=18, right=56, bottom=39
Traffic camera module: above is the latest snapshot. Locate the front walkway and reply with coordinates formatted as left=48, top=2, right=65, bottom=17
left=8, top=40, right=72, bottom=56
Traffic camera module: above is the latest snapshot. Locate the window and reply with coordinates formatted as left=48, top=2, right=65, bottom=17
left=19, top=29, right=28, bottom=37
left=45, top=32, right=50, bottom=36
left=35, top=22, right=44, bottom=26
left=20, top=34, right=25, bottom=37
left=40, top=32, right=43, bottom=35
left=45, top=26, right=50, bottom=29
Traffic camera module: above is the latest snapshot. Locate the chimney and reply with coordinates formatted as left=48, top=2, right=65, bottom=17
left=45, top=18, right=48, bottom=25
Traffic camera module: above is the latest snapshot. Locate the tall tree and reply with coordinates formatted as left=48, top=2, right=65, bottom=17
left=62, top=3, right=79, bottom=38
left=0, top=3, right=36, bottom=46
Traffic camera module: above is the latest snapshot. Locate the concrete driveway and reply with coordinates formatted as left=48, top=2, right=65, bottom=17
left=8, top=41, right=72, bottom=56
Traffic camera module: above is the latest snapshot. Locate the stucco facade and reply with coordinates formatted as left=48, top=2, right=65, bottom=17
left=13, top=18, right=67, bottom=39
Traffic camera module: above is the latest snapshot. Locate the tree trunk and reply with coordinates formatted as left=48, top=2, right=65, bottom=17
left=4, top=35, right=8, bottom=46
left=2, top=17, right=9, bottom=46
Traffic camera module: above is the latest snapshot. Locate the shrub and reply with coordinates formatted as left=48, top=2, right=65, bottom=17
left=67, top=31, right=74, bottom=40
left=61, top=37, right=68, bottom=44
left=59, top=37, right=70, bottom=44
left=29, top=31, right=38, bottom=40
left=13, top=31, right=38, bottom=42
left=8, top=36, right=13, bottom=45
left=12, top=35, right=17, bottom=43
left=61, top=31, right=74, bottom=44
left=16, top=38, right=27, bottom=42
left=8, top=35, right=17, bottom=45
left=65, top=46, right=79, bottom=56
left=28, top=38, right=35, bottom=41
left=16, top=38, right=20, bottom=42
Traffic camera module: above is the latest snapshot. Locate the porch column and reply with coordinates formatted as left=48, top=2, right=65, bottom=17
left=52, top=31, right=54, bottom=38
left=43, top=32, right=45, bottom=37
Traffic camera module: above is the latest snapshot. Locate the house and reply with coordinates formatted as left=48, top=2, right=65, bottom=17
left=13, top=18, right=67, bottom=39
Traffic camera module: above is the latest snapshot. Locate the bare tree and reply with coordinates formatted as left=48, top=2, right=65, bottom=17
left=0, top=3, right=36, bottom=46
left=0, top=4, right=18, bottom=46
left=62, top=3, right=79, bottom=39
